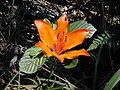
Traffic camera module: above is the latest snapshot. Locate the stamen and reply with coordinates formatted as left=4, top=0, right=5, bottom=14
left=60, top=38, right=61, bottom=42
left=50, top=44, right=57, bottom=52
left=57, top=33, right=60, bottom=39
left=63, top=31, right=64, bottom=34
left=64, top=16, right=67, bottom=21
left=65, top=36, right=67, bottom=42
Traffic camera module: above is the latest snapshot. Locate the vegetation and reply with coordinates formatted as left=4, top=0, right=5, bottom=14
left=0, top=0, right=120, bottom=90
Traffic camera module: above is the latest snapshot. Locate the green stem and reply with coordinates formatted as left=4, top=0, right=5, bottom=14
left=41, top=66, right=79, bottom=89
left=92, top=43, right=103, bottom=90
left=46, top=57, right=56, bottom=87
left=18, top=69, right=21, bottom=90
left=4, top=73, right=18, bottom=90
left=108, top=45, right=114, bottom=72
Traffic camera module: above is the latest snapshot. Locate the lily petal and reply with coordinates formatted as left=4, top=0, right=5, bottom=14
left=60, top=49, right=90, bottom=60
left=34, top=20, right=56, bottom=50
left=56, top=14, right=69, bottom=34
left=52, top=52, right=65, bottom=63
left=64, top=28, right=90, bottom=50
left=35, top=41, right=65, bottom=63
left=55, top=14, right=69, bottom=53
left=35, top=41, right=52, bottom=56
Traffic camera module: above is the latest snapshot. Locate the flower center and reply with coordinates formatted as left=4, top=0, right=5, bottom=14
left=52, top=32, right=67, bottom=55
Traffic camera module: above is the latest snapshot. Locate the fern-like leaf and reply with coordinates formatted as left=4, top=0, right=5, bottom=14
left=87, top=31, right=111, bottom=51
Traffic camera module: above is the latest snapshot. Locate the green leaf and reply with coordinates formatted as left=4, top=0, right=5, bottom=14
left=103, top=69, right=120, bottom=90
left=64, top=59, right=78, bottom=69
left=52, top=23, right=57, bottom=30
left=43, top=18, right=52, bottom=25
left=29, top=46, right=42, bottom=56
left=68, top=20, right=97, bottom=38
left=43, top=18, right=57, bottom=30
left=87, top=31, right=111, bottom=51
left=19, top=47, right=47, bottom=74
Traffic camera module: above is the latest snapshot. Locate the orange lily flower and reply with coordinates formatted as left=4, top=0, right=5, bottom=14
left=34, top=14, right=90, bottom=63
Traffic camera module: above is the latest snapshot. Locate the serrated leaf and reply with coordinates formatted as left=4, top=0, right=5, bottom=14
left=87, top=31, right=111, bottom=51
left=19, top=47, right=47, bottom=74
left=87, top=43, right=97, bottom=52
left=68, top=20, right=97, bottom=38
left=64, top=59, right=78, bottom=69
left=103, top=69, right=120, bottom=90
